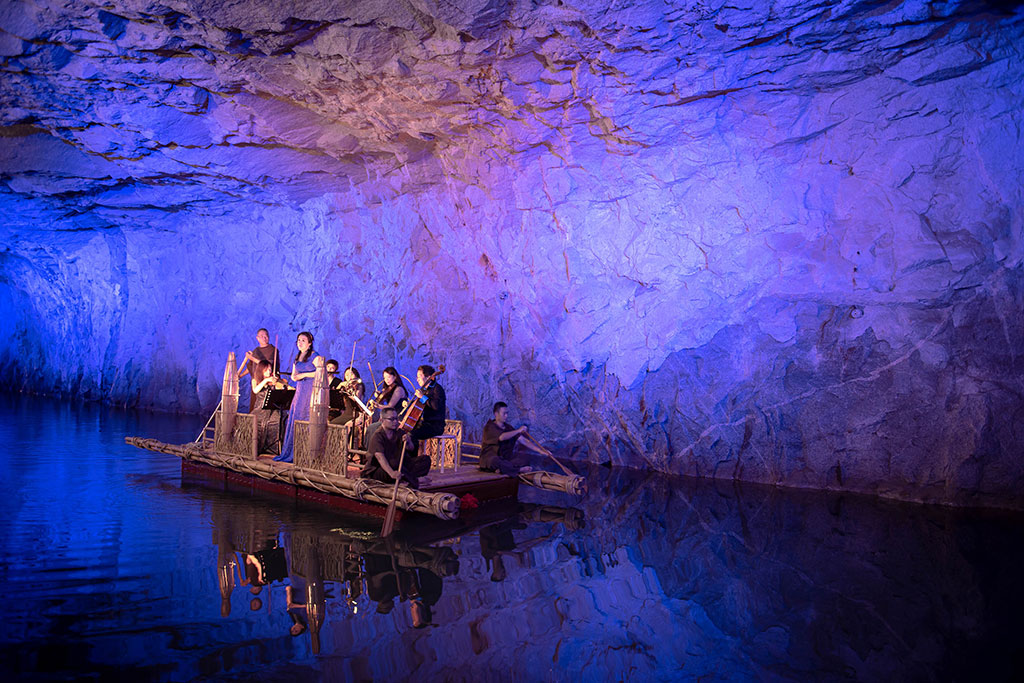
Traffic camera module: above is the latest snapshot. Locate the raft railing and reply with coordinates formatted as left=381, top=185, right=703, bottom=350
left=195, top=400, right=222, bottom=446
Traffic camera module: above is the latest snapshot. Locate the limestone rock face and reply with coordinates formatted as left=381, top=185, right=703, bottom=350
left=1, top=0, right=1022, bottom=507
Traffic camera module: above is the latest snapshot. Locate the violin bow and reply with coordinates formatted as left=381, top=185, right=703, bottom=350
left=366, top=361, right=379, bottom=393
left=349, top=341, right=356, bottom=372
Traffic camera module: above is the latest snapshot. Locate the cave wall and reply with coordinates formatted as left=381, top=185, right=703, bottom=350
left=1, top=0, right=1023, bottom=507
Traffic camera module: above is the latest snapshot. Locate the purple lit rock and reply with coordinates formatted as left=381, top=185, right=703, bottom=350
left=1, top=1, right=1022, bottom=507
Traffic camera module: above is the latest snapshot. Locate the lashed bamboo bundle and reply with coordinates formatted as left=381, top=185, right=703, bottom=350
left=124, top=437, right=461, bottom=520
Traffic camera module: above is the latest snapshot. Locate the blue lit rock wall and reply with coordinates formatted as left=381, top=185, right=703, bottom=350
left=1, top=1, right=1022, bottom=506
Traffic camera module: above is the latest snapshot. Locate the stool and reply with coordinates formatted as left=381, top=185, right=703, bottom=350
left=422, top=434, right=459, bottom=473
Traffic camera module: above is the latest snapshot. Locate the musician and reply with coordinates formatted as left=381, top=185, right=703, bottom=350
left=238, top=328, right=278, bottom=413
left=361, top=407, right=431, bottom=488
left=408, top=364, right=446, bottom=442
left=250, top=360, right=282, bottom=455
left=330, top=367, right=366, bottom=426
left=358, top=366, right=408, bottom=447
left=325, top=360, right=343, bottom=421
left=373, top=367, right=408, bottom=414
left=325, top=360, right=343, bottom=389
left=274, top=331, right=320, bottom=463
left=479, top=401, right=547, bottom=475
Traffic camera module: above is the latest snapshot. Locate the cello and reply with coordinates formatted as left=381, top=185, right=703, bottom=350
left=398, top=365, right=445, bottom=432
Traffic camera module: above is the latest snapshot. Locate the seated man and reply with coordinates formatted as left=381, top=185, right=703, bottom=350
left=361, top=407, right=431, bottom=488
left=479, top=401, right=548, bottom=475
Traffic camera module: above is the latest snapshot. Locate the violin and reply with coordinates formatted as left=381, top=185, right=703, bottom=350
left=398, top=365, right=445, bottom=432
left=340, top=378, right=364, bottom=395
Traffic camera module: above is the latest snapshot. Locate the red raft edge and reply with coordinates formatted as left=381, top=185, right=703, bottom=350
left=181, top=459, right=520, bottom=522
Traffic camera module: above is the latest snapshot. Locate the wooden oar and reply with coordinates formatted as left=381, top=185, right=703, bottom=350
left=522, top=431, right=572, bottom=476
left=380, top=440, right=408, bottom=537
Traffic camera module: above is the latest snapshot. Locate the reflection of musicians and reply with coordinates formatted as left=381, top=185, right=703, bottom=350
left=240, top=541, right=287, bottom=589
left=362, top=408, right=430, bottom=489
left=286, top=544, right=327, bottom=654
left=216, top=527, right=239, bottom=617
left=238, top=327, right=278, bottom=413
left=402, top=565, right=443, bottom=629
left=479, top=517, right=520, bottom=582
left=365, top=552, right=400, bottom=615
left=479, top=402, right=548, bottom=475
left=363, top=547, right=443, bottom=628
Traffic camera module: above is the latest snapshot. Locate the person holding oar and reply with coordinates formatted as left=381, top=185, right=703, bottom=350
left=479, top=402, right=553, bottom=475
left=361, top=407, right=431, bottom=489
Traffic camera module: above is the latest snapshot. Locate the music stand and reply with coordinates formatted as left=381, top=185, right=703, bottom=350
left=262, top=387, right=295, bottom=411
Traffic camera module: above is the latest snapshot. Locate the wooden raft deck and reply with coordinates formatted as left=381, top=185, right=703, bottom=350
left=126, top=407, right=586, bottom=527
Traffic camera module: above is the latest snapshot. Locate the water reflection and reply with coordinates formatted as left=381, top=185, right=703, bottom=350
left=2, top=395, right=1023, bottom=681
left=192, top=466, right=585, bottom=663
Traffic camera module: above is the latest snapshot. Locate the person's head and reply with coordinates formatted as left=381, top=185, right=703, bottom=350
left=417, top=365, right=435, bottom=385
left=376, top=598, right=395, bottom=614
left=344, top=367, right=360, bottom=382
left=256, top=328, right=270, bottom=346
left=383, top=367, right=400, bottom=386
left=325, top=359, right=339, bottom=375
left=256, top=360, right=274, bottom=380
left=290, top=622, right=307, bottom=637
left=380, top=407, right=399, bottom=430
left=295, top=331, right=314, bottom=362
left=492, top=401, right=508, bottom=423
left=250, top=597, right=263, bottom=611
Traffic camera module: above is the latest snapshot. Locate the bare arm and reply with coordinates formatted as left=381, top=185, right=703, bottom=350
left=252, top=377, right=274, bottom=394
left=499, top=426, right=527, bottom=442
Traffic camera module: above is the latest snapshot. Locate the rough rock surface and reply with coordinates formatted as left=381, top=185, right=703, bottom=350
left=1, top=0, right=1022, bottom=507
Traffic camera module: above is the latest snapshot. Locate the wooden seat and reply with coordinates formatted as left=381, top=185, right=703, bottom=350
left=420, top=419, right=463, bottom=473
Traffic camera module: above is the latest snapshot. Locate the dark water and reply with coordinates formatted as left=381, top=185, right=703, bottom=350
left=1, top=395, right=1022, bottom=682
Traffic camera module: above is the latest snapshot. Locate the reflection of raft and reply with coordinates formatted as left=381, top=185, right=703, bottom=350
left=125, top=353, right=587, bottom=525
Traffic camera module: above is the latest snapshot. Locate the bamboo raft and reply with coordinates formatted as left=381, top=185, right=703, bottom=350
left=125, top=352, right=587, bottom=526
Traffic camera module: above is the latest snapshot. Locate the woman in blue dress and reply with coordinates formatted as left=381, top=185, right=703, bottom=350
left=275, top=331, right=320, bottom=463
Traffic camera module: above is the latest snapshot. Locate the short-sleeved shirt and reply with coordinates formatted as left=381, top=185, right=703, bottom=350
left=248, top=344, right=278, bottom=376
left=363, top=427, right=406, bottom=478
left=479, top=419, right=519, bottom=470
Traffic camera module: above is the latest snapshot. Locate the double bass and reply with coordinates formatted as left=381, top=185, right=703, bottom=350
left=398, top=365, right=445, bottom=432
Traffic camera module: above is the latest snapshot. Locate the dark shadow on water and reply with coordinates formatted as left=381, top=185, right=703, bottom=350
left=1, top=394, right=1023, bottom=680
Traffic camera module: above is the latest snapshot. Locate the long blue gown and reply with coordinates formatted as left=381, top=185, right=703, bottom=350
left=275, top=352, right=320, bottom=463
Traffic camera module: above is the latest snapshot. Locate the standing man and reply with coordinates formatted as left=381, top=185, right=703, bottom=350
left=238, top=328, right=278, bottom=413
left=362, top=407, right=431, bottom=488
left=479, top=401, right=548, bottom=475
